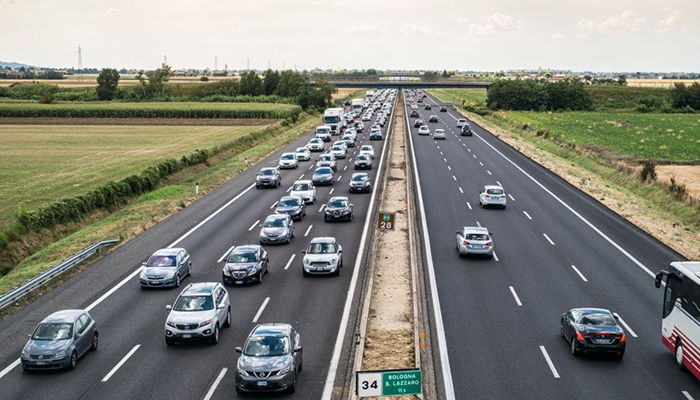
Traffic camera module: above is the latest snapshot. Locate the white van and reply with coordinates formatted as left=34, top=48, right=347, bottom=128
left=316, top=125, right=332, bottom=142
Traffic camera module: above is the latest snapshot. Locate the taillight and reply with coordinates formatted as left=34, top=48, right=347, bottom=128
left=620, top=334, right=626, bottom=343
left=483, top=194, right=489, bottom=198
left=485, top=242, right=493, bottom=246
left=501, top=195, right=506, bottom=198
left=462, top=241, right=470, bottom=245
left=576, top=331, right=585, bottom=341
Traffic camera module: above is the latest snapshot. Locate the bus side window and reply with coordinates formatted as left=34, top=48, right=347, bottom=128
left=663, top=286, right=674, bottom=318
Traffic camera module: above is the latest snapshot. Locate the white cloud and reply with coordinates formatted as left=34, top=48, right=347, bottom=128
left=0, top=0, right=16, bottom=6
left=577, top=10, right=645, bottom=38
left=347, top=23, right=386, bottom=36
left=400, top=24, right=452, bottom=37
left=107, top=8, right=121, bottom=14
left=228, top=28, right=246, bottom=36
left=313, top=0, right=346, bottom=5
left=465, top=13, right=526, bottom=35
left=655, top=8, right=682, bottom=34
left=551, top=33, right=566, bottom=39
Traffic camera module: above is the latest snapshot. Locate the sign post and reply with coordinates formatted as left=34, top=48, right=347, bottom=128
left=377, top=212, right=395, bottom=230
left=357, top=369, right=422, bottom=398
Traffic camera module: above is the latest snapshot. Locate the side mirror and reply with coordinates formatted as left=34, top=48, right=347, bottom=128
left=301, top=250, right=306, bottom=254
left=166, top=305, right=172, bottom=310
left=655, top=271, right=668, bottom=288
left=294, top=345, right=302, bottom=353
left=217, top=303, right=226, bottom=309
left=490, top=232, right=494, bottom=236
left=142, top=262, right=147, bottom=266
left=235, top=347, right=242, bottom=353
left=455, top=231, right=461, bottom=235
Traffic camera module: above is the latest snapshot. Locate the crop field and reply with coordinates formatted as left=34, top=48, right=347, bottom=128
left=0, top=101, right=301, bottom=119
left=0, top=75, right=236, bottom=88
left=427, top=88, right=487, bottom=106
left=0, top=125, right=262, bottom=228
left=506, top=112, right=700, bottom=162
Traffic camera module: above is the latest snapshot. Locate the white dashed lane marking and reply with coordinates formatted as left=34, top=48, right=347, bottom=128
left=248, top=220, right=260, bottom=231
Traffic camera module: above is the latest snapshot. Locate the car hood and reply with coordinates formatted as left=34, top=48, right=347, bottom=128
left=313, top=173, right=333, bottom=179
left=238, top=354, right=293, bottom=372
left=326, top=206, right=350, bottom=212
left=257, top=175, right=275, bottom=180
left=167, top=309, right=216, bottom=324
left=143, top=266, right=177, bottom=276
left=24, top=339, right=71, bottom=356
left=290, top=189, right=313, bottom=198
left=276, top=205, right=301, bottom=213
left=304, top=253, right=339, bottom=263
left=262, top=227, right=287, bottom=235
left=224, top=262, right=257, bottom=271
left=355, top=159, right=371, bottom=164
left=351, top=180, right=369, bottom=186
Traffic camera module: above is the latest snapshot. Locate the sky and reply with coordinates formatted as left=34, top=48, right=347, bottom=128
left=0, top=0, right=697, bottom=73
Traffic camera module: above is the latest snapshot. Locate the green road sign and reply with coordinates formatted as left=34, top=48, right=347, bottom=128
left=357, top=369, right=422, bottom=397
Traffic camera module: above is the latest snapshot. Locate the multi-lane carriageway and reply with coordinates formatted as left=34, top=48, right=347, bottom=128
left=0, top=88, right=698, bottom=400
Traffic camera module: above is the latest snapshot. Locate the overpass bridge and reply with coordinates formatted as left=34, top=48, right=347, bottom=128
left=310, top=75, right=492, bottom=92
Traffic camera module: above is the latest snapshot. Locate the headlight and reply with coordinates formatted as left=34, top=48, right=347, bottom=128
left=248, top=267, right=258, bottom=276
left=331, top=258, right=337, bottom=263
left=198, top=319, right=213, bottom=328
left=260, top=230, right=268, bottom=237
left=304, top=258, right=310, bottom=265
left=55, top=350, right=66, bottom=358
left=21, top=350, right=29, bottom=358
left=166, top=320, right=177, bottom=328
left=276, top=364, right=293, bottom=376
left=238, top=368, right=250, bottom=377
left=223, top=269, right=231, bottom=277
left=140, top=271, right=147, bottom=279
left=164, top=271, right=175, bottom=279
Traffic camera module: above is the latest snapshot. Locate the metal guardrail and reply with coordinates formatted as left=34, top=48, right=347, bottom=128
left=0, top=239, right=120, bottom=311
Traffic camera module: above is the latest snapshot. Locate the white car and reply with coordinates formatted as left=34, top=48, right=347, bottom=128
left=307, top=138, right=324, bottom=152
left=302, top=237, right=343, bottom=277
left=362, top=114, right=372, bottom=121
left=479, top=185, right=507, bottom=209
left=418, top=125, right=430, bottom=135
left=316, top=126, right=332, bottom=142
left=330, top=145, right=346, bottom=159
left=341, top=134, right=356, bottom=148
left=165, top=282, right=231, bottom=345
left=433, top=128, right=446, bottom=140
left=278, top=152, right=298, bottom=169
left=455, top=227, right=494, bottom=258
left=290, top=180, right=317, bottom=204
left=333, top=140, right=348, bottom=151
left=456, top=118, right=468, bottom=128
left=359, top=145, right=375, bottom=159
left=295, top=147, right=311, bottom=161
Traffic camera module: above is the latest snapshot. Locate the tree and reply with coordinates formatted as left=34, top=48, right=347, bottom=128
left=239, top=71, right=264, bottom=96
left=147, top=63, right=174, bottom=97
left=96, top=68, right=120, bottom=100
left=617, top=75, right=627, bottom=86
left=263, top=69, right=281, bottom=95
left=276, top=70, right=307, bottom=97
left=313, top=76, right=337, bottom=107
left=135, top=70, right=147, bottom=98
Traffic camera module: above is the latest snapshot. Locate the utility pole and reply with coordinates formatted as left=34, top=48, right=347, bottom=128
left=77, top=45, right=83, bottom=80
left=164, top=54, right=167, bottom=65
left=215, top=55, right=218, bottom=71
left=247, top=57, right=250, bottom=71
left=268, top=60, right=270, bottom=69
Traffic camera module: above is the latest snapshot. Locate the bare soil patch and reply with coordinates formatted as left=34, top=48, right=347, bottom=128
left=0, top=117, right=276, bottom=126
left=656, top=165, right=700, bottom=200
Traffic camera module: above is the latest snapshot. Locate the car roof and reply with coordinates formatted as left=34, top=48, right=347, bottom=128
left=309, top=237, right=337, bottom=244
left=252, top=323, right=291, bottom=336
left=463, top=226, right=489, bottom=234
left=259, top=167, right=277, bottom=172
left=484, top=185, right=503, bottom=190
left=181, top=282, right=219, bottom=295
left=574, top=308, right=613, bottom=315
left=265, top=214, right=287, bottom=220
left=315, top=167, right=333, bottom=173
left=351, top=172, right=369, bottom=177
left=329, top=196, right=349, bottom=201
left=280, top=195, right=303, bottom=201
left=232, top=245, right=261, bottom=253
left=43, top=309, right=85, bottom=323
left=293, top=179, right=313, bottom=185
left=151, top=248, right=183, bottom=256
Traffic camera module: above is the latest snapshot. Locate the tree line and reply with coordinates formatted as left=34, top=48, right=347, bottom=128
left=486, top=79, right=593, bottom=111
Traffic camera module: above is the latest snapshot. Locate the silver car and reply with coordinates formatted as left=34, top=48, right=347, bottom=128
left=455, top=227, right=494, bottom=258
left=165, top=282, right=231, bottom=345
left=139, top=248, right=192, bottom=289
left=302, top=237, right=343, bottom=276
left=359, top=145, right=375, bottom=159
left=256, top=167, right=281, bottom=189
left=312, top=167, right=335, bottom=186
left=479, top=185, right=507, bottom=209
left=235, top=323, right=303, bottom=393
left=21, top=309, right=98, bottom=371
left=295, top=147, right=311, bottom=161
left=354, top=154, right=372, bottom=170
left=349, top=172, right=372, bottom=193
left=278, top=152, right=298, bottom=169
left=341, top=134, right=356, bottom=148
left=433, top=128, right=446, bottom=140
left=259, top=214, right=295, bottom=244
left=289, top=180, right=316, bottom=204
left=330, top=145, right=346, bottom=159
left=275, top=195, right=306, bottom=221
left=316, top=153, right=337, bottom=172
left=307, top=138, right=324, bottom=152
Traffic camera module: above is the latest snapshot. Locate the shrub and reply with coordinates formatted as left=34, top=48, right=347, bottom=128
left=0, top=263, right=13, bottom=277
left=13, top=203, right=31, bottom=228
left=0, top=233, right=8, bottom=252
left=39, top=91, right=54, bottom=104
left=200, top=76, right=209, bottom=82
left=640, top=160, right=657, bottom=182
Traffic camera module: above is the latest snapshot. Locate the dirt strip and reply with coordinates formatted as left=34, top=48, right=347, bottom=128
left=361, top=94, right=416, bottom=399
left=0, top=117, right=276, bottom=126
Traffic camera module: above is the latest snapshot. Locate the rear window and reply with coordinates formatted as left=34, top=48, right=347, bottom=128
left=486, top=188, right=504, bottom=195
left=579, top=312, right=616, bottom=326
left=293, top=183, right=310, bottom=191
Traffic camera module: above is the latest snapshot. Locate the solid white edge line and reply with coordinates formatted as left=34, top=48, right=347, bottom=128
left=304, top=225, right=313, bottom=237
left=203, top=368, right=228, bottom=400
left=102, top=344, right=141, bottom=382
left=0, top=359, right=20, bottom=379
left=252, top=297, right=270, bottom=323
left=509, top=286, right=522, bottom=306
left=404, top=97, right=456, bottom=400
left=169, top=183, right=255, bottom=248
left=571, top=265, right=588, bottom=282
left=523, top=211, right=532, bottom=220
left=284, top=254, right=296, bottom=270
left=218, top=246, right=235, bottom=263
left=248, top=219, right=260, bottom=232
left=539, top=346, right=560, bottom=378
left=321, top=95, right=395, bottom=400
left=613, top=313, right=638, bottom=338
left=682, top=391, right=694, bottom=400
left=473, top=132, right=656, bottom=278
left=543, top=233, right=555, bottom=246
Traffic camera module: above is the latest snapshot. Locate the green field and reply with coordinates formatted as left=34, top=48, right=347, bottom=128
left=428, top=89, right=487, bottom=106
left=0, top=101, right=301, bottom=119
left=506, top=112, right=700, bottom=162
left=0, top=125, right=262, bottom=228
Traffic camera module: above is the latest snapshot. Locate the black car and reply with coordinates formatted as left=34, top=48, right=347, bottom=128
left=349, top=173, right=371, bottom=193
left=222, top=245, right=269, bottom=285
left=256, top=167, right=281, bottom=188
left=344, top=100, right=351, bottom=106
left=424, top=104, right=431, bottom=110
left=275, top=196, right=307, bottom=221
left=409, top=109, right=419, bottom=118
left=354, top=154, right=372, bottom=170
left=324, top=196, right=353, bottom=221
left=440, top=106, right=447, bottom=112
left=413, top=119, right=424, bottom=127
left=312, top=167, right=335, bottom=186
left=428, top=115, right=438, bottom=123
left=460, top=124, right=473, bottom=136
left=561, top=308, right=626, bottom=358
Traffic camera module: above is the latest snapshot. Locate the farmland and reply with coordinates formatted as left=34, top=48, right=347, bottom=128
left=427, top=88, right=486, bottom=106
left=0, top=124, right=263, bottom=228
left=0, top=101, right=301, bottom=119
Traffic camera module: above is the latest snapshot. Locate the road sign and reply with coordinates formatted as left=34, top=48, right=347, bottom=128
left=377, top=212, right=395, bottom=230
left=357, top=369, right=422, bottom=397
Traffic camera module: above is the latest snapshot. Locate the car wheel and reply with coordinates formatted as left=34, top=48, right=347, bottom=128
left=502, top=205, right=507, bottom=209
left=224, top=308, right=232, bottom=328
left=69, top=350, right=78, bottom=370
left=560, top=324, right=565, bottom=339
left=174, top=273, right=181, bottom=288
left=288, top=373, right=297, bottom=393
left=334, top=268, right=340, bottom=276
left=571, top=338, right=579, bottom=356
left=91, top=332, right=99, bottom=351
left=303, top=270, right=309, bottom=277
left=676, top=341, right=687, bottom=370
left=165, top=337, right=175, bottom=346
left=259, top=271, right=264, bottom=284
left=256, top=184, right=261, bottom=189
left=211, top=324, right=220, bottom=345
left=236, top=386, right=243, bottom=394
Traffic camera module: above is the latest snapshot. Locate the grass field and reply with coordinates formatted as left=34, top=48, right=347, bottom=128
left=0, top=125, right=263, bottom=228
left=506, top=112, right=700, bottom=162
left=428, top=88, right=487, bottom=106
left=0, top=75, right=235, bottom=88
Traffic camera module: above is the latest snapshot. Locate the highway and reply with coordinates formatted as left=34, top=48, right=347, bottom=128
left=0, top=93, right=395, bottom=399
left=405, top=91, right=698, bottom=399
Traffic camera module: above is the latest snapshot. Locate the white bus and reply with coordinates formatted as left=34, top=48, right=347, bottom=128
left=655, top=261, right=700, bottom=380
left=323, top=108, right=345, bottom=135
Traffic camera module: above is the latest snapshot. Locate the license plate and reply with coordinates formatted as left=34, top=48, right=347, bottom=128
left=315, top=267, right=323, bottom=271
left=594, top=338, right=612, bottom=344
left=182, top=334, right=192, bottom=339
left=256, top=381, right=268, bottom=387
left=235, top=281, right=243, bottom=284
left=35, top=361, right=46, bottom=365
left=472, top=245, right=483, bottom=249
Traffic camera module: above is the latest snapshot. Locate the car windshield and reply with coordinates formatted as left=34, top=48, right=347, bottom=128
left=315, top=168, right=332, bottom=175
left=319, top=155, right=331, bottom=161
left=332, top=146, right=342, bottom=151
left=343, top=136, right=351, bottom=140
left=357, top=155, right=369, bottom=161
left=293, top=183, right=310, bottom=191
left=296, top=148, right=307, bottom=153
left=263, top=217, right=286, bottom=227
left=580, top=312, right=617, bottom=326
left=436, top=129, right=445, bottom=134
left=329, top=199, right=348, bottom=207
left=281, top=154, right=295, bottom=160
left=173, top=295, right=214, bottom=311
left=465, top=233, right=489, bottom=241
left=259, top=169, right=275, bottom=176
left=307, top=242, right=337, bottom=254
left=318, top=128, right=331, bottom=134
left=352, top=175, right=367, bottom=182
left=310, top=139, right=320, bottom=144
left=279, top=198, right=301, bottom=207
left=146, top=255, right=176, bottom=267
left=487, top=188, right=504, bottom=195
left=361, top=146, right=371, bottom=151
left=32, top=323, right=74, bottom=340
left=244, top=335, right=290, bottom=356
left=228, top=251, right=257, bottom=263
